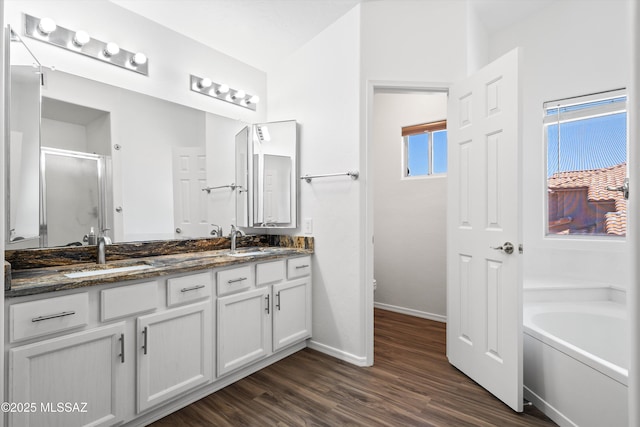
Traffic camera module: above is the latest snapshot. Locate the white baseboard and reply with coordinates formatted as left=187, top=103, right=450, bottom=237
left=524, top=385, right=576, bottom=427
left=374, top=302, right=446, bottom=323
left=307, top=340, right=370, bottom=367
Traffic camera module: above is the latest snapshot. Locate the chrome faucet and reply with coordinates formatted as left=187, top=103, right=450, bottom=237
left=210, top=224, right=222, bottom=237
left=97, top=236, right=107, bottom=264
left=229, top=224, right=244, bottom=253
left=96, top=229, right=112, bottom=264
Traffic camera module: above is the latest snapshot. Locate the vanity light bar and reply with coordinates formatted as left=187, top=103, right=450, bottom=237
left=190, top=74, right=258, bottom=111
left=23, top=14, right=149, bottom=76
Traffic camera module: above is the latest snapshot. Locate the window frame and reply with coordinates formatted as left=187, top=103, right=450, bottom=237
left=543, top=88, right=627, bottom=240
left=402, top=120, right=447, bottom=179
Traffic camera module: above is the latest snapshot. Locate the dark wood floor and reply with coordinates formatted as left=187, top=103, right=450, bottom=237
left=150, top=309, right=557, bottom=426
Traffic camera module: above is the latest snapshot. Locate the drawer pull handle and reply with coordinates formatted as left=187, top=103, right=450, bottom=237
left=180, top=284, right=206, bottom=293
left=228, top=277, right=247, bottom=284
left=119, top=333, right=125, bottom=363
left=142, top=326, right=148, bottom=355
left=31, top=311, right=76, bottom=322
left=295, top=265, right=310, bottom=269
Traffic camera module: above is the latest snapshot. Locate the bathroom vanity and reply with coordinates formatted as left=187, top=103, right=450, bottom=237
left=3, top=238, right=312, bottom=427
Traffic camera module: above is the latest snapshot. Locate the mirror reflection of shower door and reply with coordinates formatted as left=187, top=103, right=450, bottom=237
left=41, top=147, right=111, bottom=247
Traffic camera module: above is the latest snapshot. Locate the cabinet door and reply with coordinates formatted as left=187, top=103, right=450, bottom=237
left=217, top=287, right=271, bottom=376
left=9, top=323, right=126, bottom=427
left=273, top=278, right=312, bottom=351
left=137, top=300, right=212, bottom=413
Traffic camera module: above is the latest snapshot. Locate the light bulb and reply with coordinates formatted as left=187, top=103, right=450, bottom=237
left=72, top=30, right=90, bottom=47
left=37, top=17, right=57, bottom=35
left=198, top=78, right=213, bottom=89
left=217, top=84, right=229, bottom=94
left=248, top=95, right=260, bottom=104
left=104, top=42, right=120, bottom=57
left=131, top=52, right=147, bottom=66
left=232, top=89, right=246, bottom=100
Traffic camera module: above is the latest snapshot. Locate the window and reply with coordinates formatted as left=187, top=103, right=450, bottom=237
left=544, top=89, right=627, bottom=237
left=402, top=120, right=447, bottom=177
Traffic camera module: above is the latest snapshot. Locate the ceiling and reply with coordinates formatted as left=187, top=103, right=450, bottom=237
left=111, top=0, right=554, bottom=72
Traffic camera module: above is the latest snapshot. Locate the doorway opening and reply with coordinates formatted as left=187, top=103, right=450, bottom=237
left=368, top=86, right=449, bottom=365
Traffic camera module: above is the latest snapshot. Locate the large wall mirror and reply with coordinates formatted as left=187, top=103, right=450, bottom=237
left=5, top=33, right=299, bottom=248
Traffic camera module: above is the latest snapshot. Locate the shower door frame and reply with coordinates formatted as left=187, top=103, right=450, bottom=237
left=40, top=146, right=113, bottom=247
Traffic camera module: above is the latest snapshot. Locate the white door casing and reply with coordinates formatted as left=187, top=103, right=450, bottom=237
left=172, top=147, right=209, bottom=238
left=446, top=48, right=523, bottom=412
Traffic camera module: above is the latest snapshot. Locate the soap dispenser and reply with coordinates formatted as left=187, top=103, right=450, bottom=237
left=87, top=227, right=97, bottom=245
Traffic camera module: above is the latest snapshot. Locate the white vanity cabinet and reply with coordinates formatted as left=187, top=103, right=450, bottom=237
left=5, top=252, right=311, bottom=427
left=217, top=256, right=312, bottom=376
left=8, top=322, right=127, bottom=427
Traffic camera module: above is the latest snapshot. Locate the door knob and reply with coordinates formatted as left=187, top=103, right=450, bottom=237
left=490, top=242, right=514, bottom=255
left=175, top=228, right=182, bottom=234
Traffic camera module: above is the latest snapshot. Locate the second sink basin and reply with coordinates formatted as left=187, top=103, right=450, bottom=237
left=64, top=264, right=154, bottom=279
left=226, top=247, right=281, bottom=257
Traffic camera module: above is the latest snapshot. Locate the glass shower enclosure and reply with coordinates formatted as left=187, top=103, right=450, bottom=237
left=40, top=147, right=113, bottom=247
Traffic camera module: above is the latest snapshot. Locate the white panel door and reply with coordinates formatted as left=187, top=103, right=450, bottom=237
left=137, top=301, right=212, bottom=413
left=172, top=147, right=209, bottom=238
left=217, top=287, right=271, bottom=376
left=273, top=278, right=312, bottom=351
left=9, top=323, right=126, bottom=427
left=446, top=48, right=523, bottom=412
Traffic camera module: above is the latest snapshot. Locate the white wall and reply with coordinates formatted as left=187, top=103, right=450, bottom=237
left=361, top=1, right=470, bottom=83
left=373, top=91, right=447, bottom=320
left=5, top=0, right=266, bottom=124
left=41, top=119, right=87, bottom=151
left=361, top=1, right=478, bottom=334
left=267, top=0, right=475, bottom=364
left=489, top=0, right=631, bottom=289
left=268, top=7, right=365, bottom=364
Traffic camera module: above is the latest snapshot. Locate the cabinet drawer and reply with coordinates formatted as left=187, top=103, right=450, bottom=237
left=256, top=260, right=285, bottom=286
left=167, top=272, right=212, bottom=307
left=10, top=293, right=89, bottom=343
left=287, top=256, right=312, bottom=279
left=101, top=281, right=158, bottom=321
left=217, top=266, right=254, bottom=296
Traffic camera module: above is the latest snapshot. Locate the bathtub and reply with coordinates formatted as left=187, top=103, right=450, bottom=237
left=523, top=299, right=628, bottom=427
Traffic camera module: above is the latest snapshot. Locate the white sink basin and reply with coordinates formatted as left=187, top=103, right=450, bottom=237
left=227, top=250, right=269, bottom=257
left=64, top=264, right=153, bottom=279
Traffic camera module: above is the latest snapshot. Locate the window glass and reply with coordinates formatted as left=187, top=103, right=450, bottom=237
left=545, top=91, right=627, bottom=237
left=432, top=130, right=448, bottom=174
left=407, top=133, right=429, bottom=176
left=403, top=125, right=447, bottom=178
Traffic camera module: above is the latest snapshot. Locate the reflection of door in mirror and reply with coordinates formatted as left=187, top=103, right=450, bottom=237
left=235, top=127, right=250, bottom=227
left=172, top=147, right=209, bottom=239
left=254, top=154, right=291, bottom=224
left=41, top=148, right=111, bottom=247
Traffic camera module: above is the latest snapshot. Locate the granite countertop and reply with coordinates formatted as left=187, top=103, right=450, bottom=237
left=5, top=236, right=313, bottom=298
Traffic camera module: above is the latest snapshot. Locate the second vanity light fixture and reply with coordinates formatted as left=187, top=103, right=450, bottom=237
left=23, top=14, right=149, bottom=75
left=190, top=74, right=259, bottom=111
